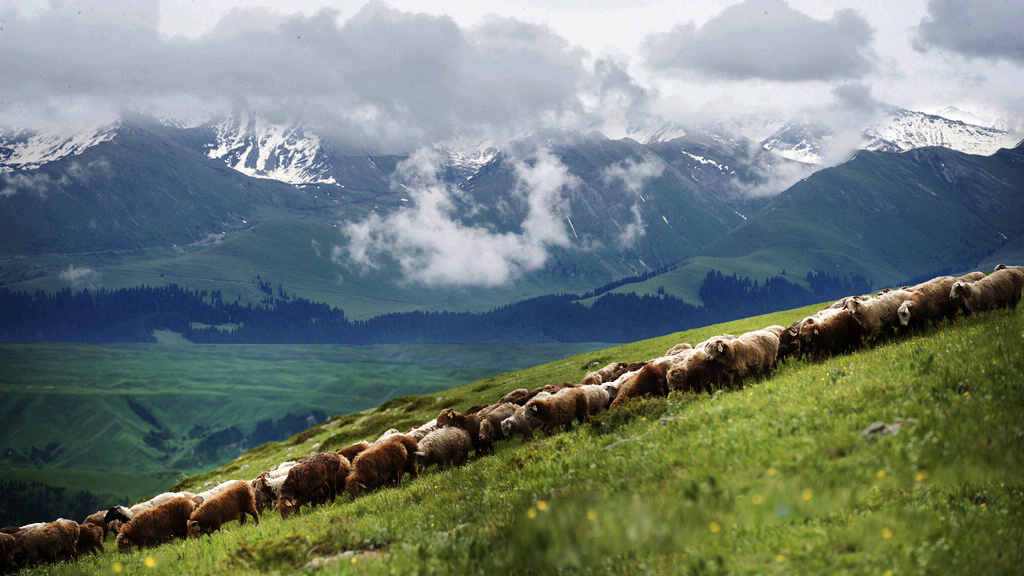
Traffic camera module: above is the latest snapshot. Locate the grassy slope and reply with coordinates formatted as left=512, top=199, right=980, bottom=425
left=22, top=304, right=1024, bottom=575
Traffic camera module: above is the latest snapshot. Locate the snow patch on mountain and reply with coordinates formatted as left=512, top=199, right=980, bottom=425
left=205, top=115, right=337, bottom=185
left=0, top=122, right=119, bottom=173
left=623, top=121, right=687, bottom=144
left=431, top=138, right=498, bottom=179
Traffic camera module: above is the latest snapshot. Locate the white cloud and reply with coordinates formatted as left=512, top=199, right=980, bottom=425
left=59, top=265, right=101, bottom=290
left=340, top=147, right=575, bottom=287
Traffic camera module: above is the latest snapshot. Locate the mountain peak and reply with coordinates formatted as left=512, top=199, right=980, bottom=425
left=0, top=121, right=120, bottom=173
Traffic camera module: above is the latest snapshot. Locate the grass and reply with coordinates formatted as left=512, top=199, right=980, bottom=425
left=14, top=304, right=1024, bottom=575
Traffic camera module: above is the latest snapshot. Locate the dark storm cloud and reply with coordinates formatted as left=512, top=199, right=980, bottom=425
left=642, top=0, right=875, bottom=81
left=914, top=0, right=1024, bottom=65
left=0, top=1, right=600, bottom=148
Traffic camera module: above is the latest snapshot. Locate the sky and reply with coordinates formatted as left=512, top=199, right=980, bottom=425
left=3, top=0, right=1024, bottom=288
left=3, top=0, right=1024, bottom=148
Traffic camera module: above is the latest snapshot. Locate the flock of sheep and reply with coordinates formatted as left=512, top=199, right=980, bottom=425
left=2, top=265, right=1022, bottom=573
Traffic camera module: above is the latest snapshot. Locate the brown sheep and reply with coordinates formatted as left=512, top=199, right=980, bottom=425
left=665, top=348, right=725, bottom=394
left=498, top=388, right=530, bottom=404
left=187, top=480, right=259, bottom=537
left=609, top=362, right=669, bottom=408
left=13, top=519, right=79, bottom=566
left=845, top=289, right=913, bottom=346
left=897, top=276, right=958, bottom=332
left=476, top=403, right=518, bottom=448
left=509, top=382, right=573, bottom=406
left=379, top=434, right=419, bottom=480
left=338, top=441, right=371, bottom=463
left=76, top=522, right=104, bottom=556
left=777, top=318, right=805, bottom=363
left=703, top=327, right=781, bottom=388
left=0, top=533, right=17, bottom=573
left=81, top=510, right=109, bottom=540
left=524, top=386, right=589, bottom=434
left=116, top=496, right=198, bottom=553
left=346, top=441, right=410, bottom=497
left=437, top=408, right=486, bottom=455
left=799, top=308, right=862, bottom=361
left=665, top=343, right=693, bottom=356
left=414, top=427, right=473, bottom=473
left=950, top=268, right=1024, bottom=317
left=276, top=453, right=337, bottom=520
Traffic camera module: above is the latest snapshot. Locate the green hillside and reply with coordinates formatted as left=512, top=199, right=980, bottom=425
left=16, top=300, right=1022, bottom=574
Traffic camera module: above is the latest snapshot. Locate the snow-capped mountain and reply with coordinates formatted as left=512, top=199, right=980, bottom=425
left=761, top=108, right=1020, bottom=165
left=0, top=122, right=119, bottom=173
left=203, top=115, right=337, bottom=185
left=864, top=108, right=1018, bottom=156
left=623, top=121, right=688, bottom=145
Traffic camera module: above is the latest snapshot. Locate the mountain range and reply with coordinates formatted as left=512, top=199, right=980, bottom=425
left=1, top=108, right=1021, bottom=327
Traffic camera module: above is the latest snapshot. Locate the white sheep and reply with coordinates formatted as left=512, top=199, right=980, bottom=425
left=413, top=427, right=473, bottom=473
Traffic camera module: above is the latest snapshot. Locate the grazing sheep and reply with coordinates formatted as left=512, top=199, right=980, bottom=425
left=251, top=461, right=299, bottom=511
left=703, top=327, right=782, bottom=388
left=414, top=427, right=473, bottom=473
left=950, top=268, right=1024, bottom=317
left=523, top=387, right=589, bottom=435
left=896, top=276, right=960, bottom=332
left=276, top=453, right=339, bottom=520
left=116, top=496, right=198, bottom=553
left=379, top=434, right=420, bottom=480
left=374, top=428, right=403, bottom=444
left=666, top=343, right=693, bottom=356
left=338, top=441, right=372, bottom=463
left=845, top=289, right=913, bottom=346
left=799, top=308, right=862, bottom=361
left=13, top=519, right=79, bottom=566
left=476, top=403, right=518, bottom=448
left=437, top=408, right=486, bottom=454
left=76, top=522, right=104, bottom=556
left=187, top=480, right=259, bottom=537
left=508, top=382, right=573, bottom=406
left=777, top=319, right=805, bottom=363
left=82, top=510, right=110, bottom=540
left=609, top=362, right=669, bottom=408
left=498, top=388, right=530, bottom=404
left=407, top=419, right=439, bottom=442
left=500, top=392, right=553, bottom=439
left=346, top=441, right=410, bottom=497
left=665, top=348, right=725, bottom=394
left=579, top=384, right=611, bottom=415
left=0, top=532, right=17, bottom=573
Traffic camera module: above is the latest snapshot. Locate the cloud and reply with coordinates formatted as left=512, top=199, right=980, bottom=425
left=642, top=0, right=875, bottom=82
left=601, top=156, right=665, bottom=197
left=340, top=147, right=575, bottom=287
left=0, top=172, right=69, bottom=198
left=60, top=265, right=101, bottom=290
left=914, top=0, right=1024, bottom=65
left=0, top=1, right=598, bottom=150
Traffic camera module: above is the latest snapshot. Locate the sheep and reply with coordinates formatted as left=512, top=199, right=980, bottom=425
left=579, top=384, right=611, bottom=415
left=798, top=308, right=862, bottom=361
left=666, top=343, right=693, bottom=356
left=346, top=440, right=410, bottom=497
left=251, top=461, right=299, bottom=511
left=276, top=453, right=341, bottom=520
left=703, top=327, right=782, bottom=388
left=379, top=434, right=419, bottom=480
left=476, top=403, right=518, bottom=448
left=508, top=382, right=573, bottom=406
left=116, top=496, right=198, bottom=553
left=609, top=362, right=669, bottom=408
left=522, top=386, right=589, bottom=435
left=338, top=441, right=372, bottom=463
left=413, top=427, right=473, bottom=473
left=777, top=319, right=805, bottom=363
left=437, top=408, right=486, bottom=454
left=0, top=533, right=16, bottom=574
left=950, top=268, right=1024, bottom=317
left=897, top=276, right=960, bottom=332
left=665, top=348, right=726, bottom=394
left=407, top=419, right=439, bottom=442
left=500, top=392, right=553, bottom=439
left=374, top=428, right=403, bottom=444
left=12, top=519, right=78, bottom=566
left=187, top=480, right=260, bottom=537
left=845, top=289, right=913, bottom=346
left=498, top=388, right=530, bottom=404
left=76, top=522, right=104, bottom=556
left=82, top=510, right=110, bottom=540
